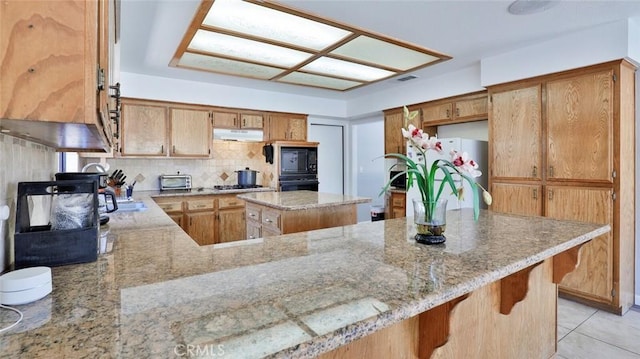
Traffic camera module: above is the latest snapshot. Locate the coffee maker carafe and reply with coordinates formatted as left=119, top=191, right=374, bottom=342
left=55, top=172, right=117, bottom=225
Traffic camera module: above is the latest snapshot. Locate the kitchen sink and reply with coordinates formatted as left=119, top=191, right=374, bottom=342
left=116, top=200, right=148, bottom=212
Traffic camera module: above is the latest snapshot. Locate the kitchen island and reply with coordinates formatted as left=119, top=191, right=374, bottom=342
left=0, top=194, right=609, bottom=358
left=238, top=191, right=371, bottom=238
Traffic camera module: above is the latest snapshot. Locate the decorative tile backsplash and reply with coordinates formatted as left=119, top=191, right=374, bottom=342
left=91, top=141, right=276, bottom=191
left=0, top=134, right=58, bottom=272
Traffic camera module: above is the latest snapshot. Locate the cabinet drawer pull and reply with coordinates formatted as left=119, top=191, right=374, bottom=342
left=249, top=235, right=255, bottom=239
left=227, top=201, right=237, bottom=206
left=265, top=218, right=272, bottom=223
left=249, top=213, right=256, bottom=217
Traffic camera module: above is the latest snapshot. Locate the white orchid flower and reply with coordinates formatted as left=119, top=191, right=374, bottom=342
left=451, top=150, right=482, bottom=178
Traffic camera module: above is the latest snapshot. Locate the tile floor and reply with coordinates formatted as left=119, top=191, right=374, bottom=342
left=556, top=298, right=640, bottom=358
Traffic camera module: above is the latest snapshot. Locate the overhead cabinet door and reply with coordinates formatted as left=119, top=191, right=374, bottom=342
left=490, top=85, right=542, bottom=180
left=121, top=104, right=167, bottom=156
left=170, top=108, right=211, bottom=157
left=546, top=70, right=614, bottom=183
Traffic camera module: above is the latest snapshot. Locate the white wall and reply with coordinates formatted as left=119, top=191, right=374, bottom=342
left=121, top=72, right=348, bottom=118
left=481, top=19, right=632, bottom=86
left=352, top=118, right=385, bottom=222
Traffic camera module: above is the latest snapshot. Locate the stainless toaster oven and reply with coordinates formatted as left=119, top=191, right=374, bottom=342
left=159, top=174, right=192, bottom=191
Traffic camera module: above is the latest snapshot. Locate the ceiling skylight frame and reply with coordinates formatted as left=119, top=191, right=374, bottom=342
left=171, top=0, right=452, bottom=91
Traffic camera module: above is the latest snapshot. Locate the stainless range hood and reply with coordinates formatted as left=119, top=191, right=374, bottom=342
left=213, top=129, right=264, bottom=142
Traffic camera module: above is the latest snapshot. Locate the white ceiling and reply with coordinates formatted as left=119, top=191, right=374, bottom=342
left=120, top=0, right=640, bottom=101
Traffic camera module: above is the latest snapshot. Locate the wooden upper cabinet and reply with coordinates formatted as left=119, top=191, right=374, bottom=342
left=384, top=112, right=404, bottom=154
left=0, top=0, right=114, bottom=151
left=121, top=102, right=167, bottom=156
left=240, top=113, right=263, bottom=129
left=422, top=103, right=453, bottom=123
left=170, top=108, right=211, bottom=157
left=545, top=186, right=613, bottom=302
left=212, top=111, right=239, bottom=128
left=455, top=96, right=488, bottom=121
left=267, top=114, right=307, bottom=141
left=422, top=92, right=488, bottom=125
left=489, top=85, right=542, bottom=180
left=546, top=70, right=614, bottom=183
left=213, top=111, right=264, bottom=129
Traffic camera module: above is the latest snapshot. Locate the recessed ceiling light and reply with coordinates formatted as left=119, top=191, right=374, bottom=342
left=508, top=0, right=559, bottom=15
left=171, top=0, right=451, bottom=91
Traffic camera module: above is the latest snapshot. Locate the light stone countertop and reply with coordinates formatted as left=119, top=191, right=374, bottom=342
left=0, top=193, right=609, bottom=358
left=237, top=190, right=372, bottom=210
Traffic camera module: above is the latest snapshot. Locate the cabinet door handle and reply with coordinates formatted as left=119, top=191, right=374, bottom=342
left=190, top=218, right=193, bottom=226
left=549, top=166, right=554, bottom=177
left=265, top=218, right=272, bottom=223
left=249, top=235, right=255, bottom=239
left=249, top=213, right=256, bottom=217
left=532, top=166, right=537, bottom=177
left=242, top=118, right=246, bottom=127
left=161, top=145, right=164, bottom=154
left=234, top=117, right=237, bottom=126
left=456, top=107, right=460, bottom=117
left=532, top=188, right=537, bottom=199
left=446, top=109, right=450, bottom=118
left=172, top=145, right=176, bottom=154
left=548, top=189, right=553, bottom=200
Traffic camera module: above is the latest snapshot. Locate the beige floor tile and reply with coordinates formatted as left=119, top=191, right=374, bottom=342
left=558, top=331, right=640, bottom=359
left=574, top=309, right=640, bottom=354
left=557, top=325, right=572, bottom=341
left=557, top=298, right=597, bottom=330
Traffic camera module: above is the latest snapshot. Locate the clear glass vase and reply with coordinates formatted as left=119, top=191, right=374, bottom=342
left=412, top=198, right=448, bottom=244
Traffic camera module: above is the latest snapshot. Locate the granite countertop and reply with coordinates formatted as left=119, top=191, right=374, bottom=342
left=0, top=193, right=609, bottom=358
left=237, top=190, right=372, bottom=210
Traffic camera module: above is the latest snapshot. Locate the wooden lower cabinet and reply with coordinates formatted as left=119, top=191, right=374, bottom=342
left=490, top=182, right=542, bottom=216
left=218, top=207, right=246, bottom=243
left=186, top=211, right=216, bottom=246
left=154, top=194, right=250, bottom=245
left=389, top=191, right=406, bottom=219
left=244, top=202, right=357, bottom=239
left=546, top=186, right=614, bottom=304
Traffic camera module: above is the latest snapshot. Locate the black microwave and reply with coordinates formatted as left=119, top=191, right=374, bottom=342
left=280, top=146, right=318, bottom=176
left=390, top=171, right=406, bottom=189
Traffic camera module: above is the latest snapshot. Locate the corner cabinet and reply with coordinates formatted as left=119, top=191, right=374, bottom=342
left=0, top=0, right=116, bottom=151
left=488, top=60, right=636, bottom=314
left=120, top=98, right=211, bottom=158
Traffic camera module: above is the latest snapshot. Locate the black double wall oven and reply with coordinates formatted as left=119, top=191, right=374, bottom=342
left=279, top=146, right=319, bottom=192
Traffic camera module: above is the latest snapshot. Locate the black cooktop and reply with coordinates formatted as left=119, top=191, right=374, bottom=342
left=213, top=184, right=263, bottom=190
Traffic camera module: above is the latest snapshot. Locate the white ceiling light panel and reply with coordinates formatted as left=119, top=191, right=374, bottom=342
left=331, top=36, right=441, bottom=71
left=179, top=52, right=284, bottom=79
left=277, top=72, right=363, bottom=91
left=189, top=30, right=312, bottom=68
left=301, top=57, right=395, bottom=82
left=203, top=0, right=352, bottom=50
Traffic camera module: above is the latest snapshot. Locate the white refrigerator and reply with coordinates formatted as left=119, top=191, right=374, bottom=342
left=406, top=138, right=488, bottom=216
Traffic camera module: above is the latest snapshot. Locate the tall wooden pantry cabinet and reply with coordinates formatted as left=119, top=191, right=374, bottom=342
left=488, top=60, right=635, bottom=314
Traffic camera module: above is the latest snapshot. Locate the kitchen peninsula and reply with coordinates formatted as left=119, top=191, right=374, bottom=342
left=0, top=195, right=609, bottom=358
